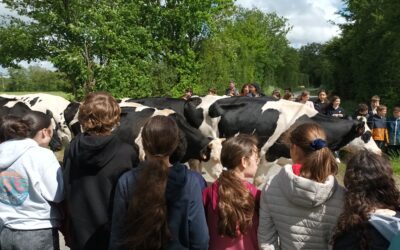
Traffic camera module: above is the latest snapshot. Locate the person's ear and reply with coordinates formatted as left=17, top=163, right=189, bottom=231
left=241, top=156, right=248, bottom=170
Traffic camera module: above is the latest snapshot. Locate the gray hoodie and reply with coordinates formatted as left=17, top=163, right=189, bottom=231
left=0, top=138, right=63, bottom=230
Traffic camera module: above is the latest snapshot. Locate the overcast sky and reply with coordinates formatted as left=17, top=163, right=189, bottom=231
left=236, top=0, right=346, bottom=48
left=0, top=0, right=346, bottom=74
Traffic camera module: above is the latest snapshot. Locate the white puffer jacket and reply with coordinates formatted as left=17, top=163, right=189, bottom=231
left=258, top=165, right=345, bottom=250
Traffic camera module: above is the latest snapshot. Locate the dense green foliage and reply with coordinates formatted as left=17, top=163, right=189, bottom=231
left=289, top=0, right=400, bottom=110
left=0, top=1, right=302, bottom=98
left=1, top=66, right=70, bottom=92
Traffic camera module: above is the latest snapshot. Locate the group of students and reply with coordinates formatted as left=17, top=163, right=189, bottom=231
left=1, top=91, right=400, bottom=250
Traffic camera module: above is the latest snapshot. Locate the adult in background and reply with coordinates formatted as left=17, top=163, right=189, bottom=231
left=63, top=92, right=137, bottom=250
left=248, top=83, right=265, bottom=97
left=258, top=123, right=344, bottom=249
left=0, top=112, right=64, bottom=250
left=369, top=95, right=381, bottom=116
left=326, top=95, right=345, bottom=118
left=332, top=150, right=400, bottom=249
left=203, top=135, right=260, bottom=250
left=297, top=90, right=314, bottom=109
left=225, top=80, right=239, bottom=96
left=109, top=116, right=209, bottom=249
left=282, top=92, right=294, bottom=101
left=314, top=89, right=329, bottom=114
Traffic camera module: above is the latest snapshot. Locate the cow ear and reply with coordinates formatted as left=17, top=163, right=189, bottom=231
left=356, top=121, right=365, bottom=136
left=46, top=109, right=53, bottom=117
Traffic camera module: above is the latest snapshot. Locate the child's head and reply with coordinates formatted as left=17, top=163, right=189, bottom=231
left=357, top=103, right=369, bottom=116
left=78, top=91, right=121, bottom=135
left=331, top=95, right=341, bottom=107
left=289, top=123, right=338, bottom=182
left=344, top=150, right=398, bottom=205
left=393, top=106, right=400, bottom=118
left=220, top=134, right=259, bottom=178
left=218, top=134, right=259, bottom=238
left=318, top=89, right=327, bottom=102
left=370, top=95, right=380, bottom=108
left=377, top=105, right=387, bottom=117
left=22, top=111, right=53, bottom=148
left=333, top=150, right=399, bottom=247
left=0, top=115, right=30, bottom=142
left=300, top=90, right=310, bottom=102
left=142, top=115, right=179, bottom=159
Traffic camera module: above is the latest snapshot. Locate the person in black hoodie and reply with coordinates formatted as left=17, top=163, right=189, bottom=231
left=62, top=92, right=137, bottom=250
left=109, top=115, right=209, bottom=250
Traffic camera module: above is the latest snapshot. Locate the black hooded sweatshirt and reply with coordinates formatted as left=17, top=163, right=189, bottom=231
left=63, top=133, right=137, bottom=250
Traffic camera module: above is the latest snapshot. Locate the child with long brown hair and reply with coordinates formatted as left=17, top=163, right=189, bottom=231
left=258, top=123, right=345, bottom=249
left=109, top=115, right=209, bottom=250
left=202, top=134, right=261, bottom=250
left=332, top=150, right=400, bottom=249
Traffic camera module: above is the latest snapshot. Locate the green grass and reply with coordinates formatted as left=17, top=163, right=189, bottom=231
left=0, top=91, right=74, bottom=101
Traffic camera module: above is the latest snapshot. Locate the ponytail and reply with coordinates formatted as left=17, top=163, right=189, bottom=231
left=217, top=170, right=255, bottom=237
left=123, top=157, right=171, bottom=249
left=290, top=123, right=338, bottom=183
left=217, top=134, right=258, bottom=238
left=122, top=115, right=179, bottom=249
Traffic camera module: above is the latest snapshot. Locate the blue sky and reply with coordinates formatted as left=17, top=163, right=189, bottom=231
left=0, top=0, right=345, bottom=74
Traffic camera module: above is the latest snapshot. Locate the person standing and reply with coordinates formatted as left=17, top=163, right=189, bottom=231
left=0, top=112, right=64, bottom=250
left=63, top=92, right=137, bottom=250
left=109, top=116, right=209, bottom=250
left=258, top=123, right=344, bottom=249
left=314, top=89, right=329, bottom=114
left=297, top=90, right=314, bottom=109
left=368, top=95, right=381, bottom=116
left=368, top=105, right=389, bottom=150
left=203, top=135, right=260, bottom=250
left=326, top=95, right=345, bottom=118
left=332, top=150, right=400, bottom=249
left=248, top=83, right=265, bottom=97
left=225, top=80, right=239, bottom=96
left=387, top=106, right=400, bottom=156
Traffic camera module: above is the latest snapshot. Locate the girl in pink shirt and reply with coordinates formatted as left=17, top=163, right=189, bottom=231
left=203, top=135, right=261, bottom=250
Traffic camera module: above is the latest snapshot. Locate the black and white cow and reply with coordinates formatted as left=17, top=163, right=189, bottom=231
left=207, top=96, right=381, bottom=185
left=63, top=100, right=225, bottom=179
left=117, top=102, right=225, bottom=179
left=1, top=93, right=72, bottom=144
left=120, top=95, right=229, bottom=138
left=0, top=100, right=62, bottom=151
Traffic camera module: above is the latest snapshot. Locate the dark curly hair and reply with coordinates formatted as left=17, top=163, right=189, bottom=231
left=332, top=150, right=400, bottom=249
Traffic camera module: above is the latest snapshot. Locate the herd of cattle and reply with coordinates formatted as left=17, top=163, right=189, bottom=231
left=0, top=93, right=381, bottom=186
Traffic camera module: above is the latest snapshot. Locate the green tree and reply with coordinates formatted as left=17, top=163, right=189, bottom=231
left=198, top=8, right=291, bottom=93
left=0, top=0, right=234, bottom=98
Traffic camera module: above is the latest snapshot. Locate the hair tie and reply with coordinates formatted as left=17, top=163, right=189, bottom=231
left=310, top=139, right=327, bottom=150
left=222, top=167, right=228, bottom=171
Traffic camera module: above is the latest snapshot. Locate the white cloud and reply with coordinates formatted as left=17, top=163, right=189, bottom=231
left=236, top=0, right=346, bottom=48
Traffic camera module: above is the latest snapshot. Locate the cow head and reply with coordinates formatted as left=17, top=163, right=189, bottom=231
left=342, top=119, right=381, bottom=155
